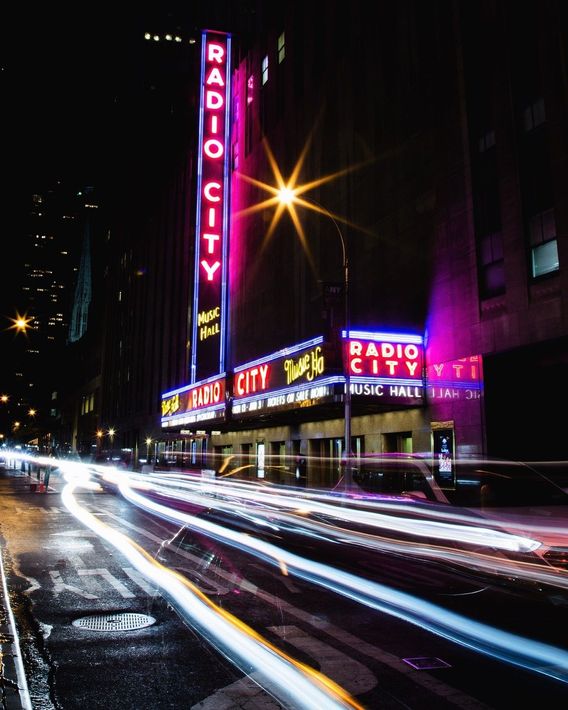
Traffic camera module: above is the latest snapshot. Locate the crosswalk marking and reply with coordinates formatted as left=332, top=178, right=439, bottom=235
left=123, top=567, right=157, bottom=595
left=269, top=624, right=377, bottom=695
left=78, top=569, right=135, bottom=598
left=49, top=570, right=98, bottom=599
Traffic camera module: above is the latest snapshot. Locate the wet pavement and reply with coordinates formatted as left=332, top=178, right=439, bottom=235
left=1, top=505, right=32, bottom=709
left=1, top=461, right=57, bottom=710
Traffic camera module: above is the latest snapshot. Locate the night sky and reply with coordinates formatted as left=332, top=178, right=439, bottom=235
left=4, top=8, right=130, bottom=191
left=1, top=2, right=248, bottom=314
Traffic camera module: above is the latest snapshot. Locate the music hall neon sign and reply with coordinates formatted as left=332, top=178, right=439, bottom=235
left=191, top=30, right=232, bottom=383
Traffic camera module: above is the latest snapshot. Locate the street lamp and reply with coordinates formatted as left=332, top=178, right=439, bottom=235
left=276, top=188, right=352, bottom=466
left=108, top=428, right=115, bottom=449
left=145, top=437, right=152, bottom=462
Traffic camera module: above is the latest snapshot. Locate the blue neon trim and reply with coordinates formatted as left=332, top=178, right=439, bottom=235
left=161, top=402, right=226, bottom=424
left=342, top=329, right=423, bottom=344
left=162, top=372, right=226, bottom=400
left=350, top=376, right=424, bottom=387
left=234, top=336, right=325, bottom=372
left=232, top=375, right=344, bottom=406
left=426, top=381, right=483, bottom=390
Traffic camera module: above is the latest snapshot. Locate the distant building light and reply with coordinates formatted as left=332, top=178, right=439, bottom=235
left=174, top=36, right=182, bottom=42
left=165, top=34, right=172, bottom=41
left=189, top=38, right=196, bottom=44
left=144, top=32, right=151, bottom=40
left=153, top=35, right=160, bottom=42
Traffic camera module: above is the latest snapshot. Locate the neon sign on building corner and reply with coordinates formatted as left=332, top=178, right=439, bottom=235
left=191, top=30, right=232, bottom=383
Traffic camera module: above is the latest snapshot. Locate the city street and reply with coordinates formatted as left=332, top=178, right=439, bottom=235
left=1, top=463, right=567, bottom=709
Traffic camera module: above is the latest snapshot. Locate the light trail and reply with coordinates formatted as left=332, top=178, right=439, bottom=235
left=116, top=477, right=568, bottom=685
left=59, top=475, right=362, bottom=710
left=9, top=452, right=568, bottom=687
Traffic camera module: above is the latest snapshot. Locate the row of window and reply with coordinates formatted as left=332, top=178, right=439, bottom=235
left=475, top=96, right=559, bottom=297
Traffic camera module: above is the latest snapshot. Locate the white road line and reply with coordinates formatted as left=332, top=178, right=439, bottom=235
left=269, top=624, right=377, bottom=695
left=123, top=566, right=158, bottom=595
left=191, top=674, right=282, bottom=709
left=49, top=570, right=98, bottom=599
left=77, top=568, right=135, bottom=598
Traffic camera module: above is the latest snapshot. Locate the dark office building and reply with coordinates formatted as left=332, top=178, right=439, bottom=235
left=99, top=1, right=568, bottom=475
left=2, top=182, right=102, bottom=447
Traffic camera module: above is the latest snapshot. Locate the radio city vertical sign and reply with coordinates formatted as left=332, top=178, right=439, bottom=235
left=191, top=30, right=232, bottom=383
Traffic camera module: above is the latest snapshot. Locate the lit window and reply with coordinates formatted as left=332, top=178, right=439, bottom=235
left=262, top=55, right=269, bottom=85
left=529, top=208, right=559, bottom=277
left=278, top=32, right=285, bottom=63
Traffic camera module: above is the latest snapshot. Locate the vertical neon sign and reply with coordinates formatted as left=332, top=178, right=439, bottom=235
left=191, top=30, right=232, bottom=383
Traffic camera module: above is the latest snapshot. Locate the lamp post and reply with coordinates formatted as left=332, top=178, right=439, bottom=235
left=276, top=189, right=352, bottom=471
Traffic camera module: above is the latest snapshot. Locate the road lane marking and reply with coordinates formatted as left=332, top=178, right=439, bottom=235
left=78, top=568, right=135, bottom=598
left=123, top=566, right=158, bottom=595
left=191, top=674, right=282, bottom=709
left=49, top=570, right=98, bottom=599
left=269, top=624, right=377, bottom=695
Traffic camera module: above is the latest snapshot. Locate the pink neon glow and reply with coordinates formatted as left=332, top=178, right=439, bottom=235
left=198, top=38, right=228, bottom=286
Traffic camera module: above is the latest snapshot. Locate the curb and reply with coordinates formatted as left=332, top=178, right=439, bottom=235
left=0, top=551, right=32, bottom=710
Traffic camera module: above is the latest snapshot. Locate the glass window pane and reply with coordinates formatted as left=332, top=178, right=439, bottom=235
left=532, top=240, right=559, bottom=277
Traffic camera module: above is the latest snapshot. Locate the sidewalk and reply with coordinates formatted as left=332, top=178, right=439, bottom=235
left=0, top=466, right=35, bottom=710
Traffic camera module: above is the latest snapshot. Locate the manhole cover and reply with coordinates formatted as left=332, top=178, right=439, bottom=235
left=72, top=612, right=156, bottom=632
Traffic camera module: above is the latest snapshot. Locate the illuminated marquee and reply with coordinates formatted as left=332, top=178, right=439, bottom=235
left=344, top=330, right=424, bottom=405
left=233, top=338, right=329, bottom=399
left=191, top=30, right=232, bottom=382
left=161, top=375, right=226, bottom=428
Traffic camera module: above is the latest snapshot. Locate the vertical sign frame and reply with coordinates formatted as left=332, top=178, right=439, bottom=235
left=191, top=30, right=232, bottom=383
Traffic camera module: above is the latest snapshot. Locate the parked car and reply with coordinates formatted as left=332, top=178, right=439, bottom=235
left=350, top=454, right=568, bottom=572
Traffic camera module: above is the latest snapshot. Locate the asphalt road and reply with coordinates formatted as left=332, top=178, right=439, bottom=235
left=1, top=464, right=567, bottom=709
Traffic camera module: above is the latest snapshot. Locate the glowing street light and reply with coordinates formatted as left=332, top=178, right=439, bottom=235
left=0, top=394, right=8, bottom=404
left=108, top=428, right=116, bottom=447
left=145, top=437, right=153, bottom=461
left=7, top=311, right=32, bottom=334
left=275, top=188, right=353, bottom=468
left=28, top=408, right=37, bottom=418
